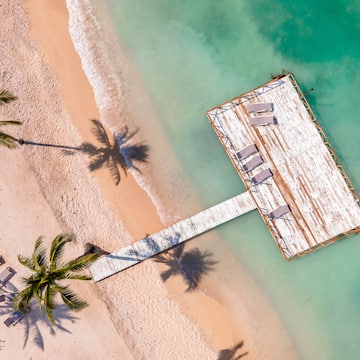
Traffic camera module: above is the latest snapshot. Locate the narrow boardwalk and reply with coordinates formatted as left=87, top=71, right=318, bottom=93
left=90, top=192, right=256, bottom=282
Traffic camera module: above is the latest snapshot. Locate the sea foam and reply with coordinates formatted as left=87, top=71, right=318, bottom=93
left=66, top=0, right=181, bottom=225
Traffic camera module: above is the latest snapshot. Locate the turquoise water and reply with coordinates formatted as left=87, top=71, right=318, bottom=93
left=103, top=1, right=360, bottom=358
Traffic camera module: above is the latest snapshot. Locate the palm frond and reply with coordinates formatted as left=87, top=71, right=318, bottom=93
left=0, top=133, right=19, bottom=149
left=44, top=285, right=57, bottom=323
left=49, top=234, right=72, bottom=269
left=66, top=274, right=92, bottom=281
left=0, top=90, right=17, bottom=105
left=56, top=253, right=99, bottom=275
left=90, top=119, right=111, bottom=146
left=17, top=254, right=36, bottom=271
left=33, top=236, right=43, bottom=253
left=0, top=120, right=22, bottom=126
left=13, top=286, right=35, bottom=311
left=33, top=284, right=45, bottom=313
left=32, top=237, right=47, bottom=269
left=58, top=285, right=88, bottom=311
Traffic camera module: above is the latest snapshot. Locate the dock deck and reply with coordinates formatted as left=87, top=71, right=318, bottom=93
left=207, top=72, right=360, bottom=259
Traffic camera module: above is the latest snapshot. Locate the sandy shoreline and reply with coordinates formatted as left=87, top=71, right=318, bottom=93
left=0, top=0, right=298, bottom=359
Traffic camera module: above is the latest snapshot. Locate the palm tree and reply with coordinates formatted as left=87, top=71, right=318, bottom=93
left=13, top=234, right=99, bottom=323
left=0, top=90, right=22, bottom=148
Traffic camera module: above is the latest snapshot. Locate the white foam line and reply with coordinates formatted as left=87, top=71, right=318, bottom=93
left=66, top=0, right=173, bottom=225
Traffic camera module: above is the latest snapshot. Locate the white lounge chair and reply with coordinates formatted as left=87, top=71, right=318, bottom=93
left=0, top=293, right=15, bottom=303
left=236, top=144, right=258, bottom=160
left=251, top=169, right=273, bottom=185
left=0, top=267, right=15, bottom=287
left=246, top=102, right=273, bottom=113
left=249, top=114, right=275, bottom=126
left=4, top=309, right=29, bottom=327
left=269, top=205, right=291, bottom=219
left=242, top=155, right=264, bottom=172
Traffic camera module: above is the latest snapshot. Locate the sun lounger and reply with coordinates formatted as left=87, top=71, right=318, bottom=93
left=269, top=205, right=291, bottom=219
left=4, top=309, right=28, bottom=327
left=0, top=293, right=15, bottom=302
left=251, top=168, right=273, bottom=185
left=242, top=155, right=264, bottom=172
left=0, top=256, right=5, bottom=266
left=246, top=102, right=273, bottom=113
left=0, top=267, right=15, bottom=287
left=236, top=144, right=258, bottom=160
left=249, top=114, right=275, bottom=126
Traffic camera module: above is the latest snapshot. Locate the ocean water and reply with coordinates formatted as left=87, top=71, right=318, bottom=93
left=78, top=0, right=360, bottom=358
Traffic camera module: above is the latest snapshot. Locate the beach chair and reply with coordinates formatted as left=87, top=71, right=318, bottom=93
left=249, top=114, right=275, bottom=126
left=0, top=267, right=15, bottom=287
left=242, top=155, right=264, bottom=172
left=246, top=102, right=273, bottom=113
left=236, top=144, right=258, bottom=160
left=4, top=309, right=28, bottom=327
left=251, top=168, right=273, bottom=185
left=269, top=205, right=291, bottom=219
left=0, top=293, right=15, bottom=302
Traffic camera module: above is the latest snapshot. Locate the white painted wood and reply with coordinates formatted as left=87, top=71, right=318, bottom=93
left=207, top=74, right=360, bottom=259
left=90, top=192, right=256, bottom=282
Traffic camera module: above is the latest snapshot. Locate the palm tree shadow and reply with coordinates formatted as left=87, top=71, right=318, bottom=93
left=21, top=304, right=79, bottom=351
left=154, top=243, right=217, bottom=291
left=76, top=119, right=149, bottom=185
left=217, top=341, right=249, bottom=360
left=0, top=294, right=18, bottom=316
left=19, top=119, right=149, bottom=186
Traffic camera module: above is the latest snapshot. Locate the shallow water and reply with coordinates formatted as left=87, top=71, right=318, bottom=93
left=89, top=1, right=360, bottom=358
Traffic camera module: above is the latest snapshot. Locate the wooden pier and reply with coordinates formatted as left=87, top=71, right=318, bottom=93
left=90, top=71, right=360, bottom=281
left=207, top=71, right=360, bottom=260
left=90, top=192, right=256, bottom=281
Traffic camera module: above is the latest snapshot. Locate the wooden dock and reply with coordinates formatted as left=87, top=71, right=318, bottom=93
left=90, top=192, right=256, bottom=281
left=90, top=71, right=360, bottom=282
left=207, top=71, right=360, bottom=260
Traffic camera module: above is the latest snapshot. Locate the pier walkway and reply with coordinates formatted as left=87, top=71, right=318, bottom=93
left=90, top=71, right=360, bottom=282
left=90, top=192, right=256, bottom=281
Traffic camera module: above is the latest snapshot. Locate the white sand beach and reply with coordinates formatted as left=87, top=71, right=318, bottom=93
left=0, top=0, right=298, bottom=359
